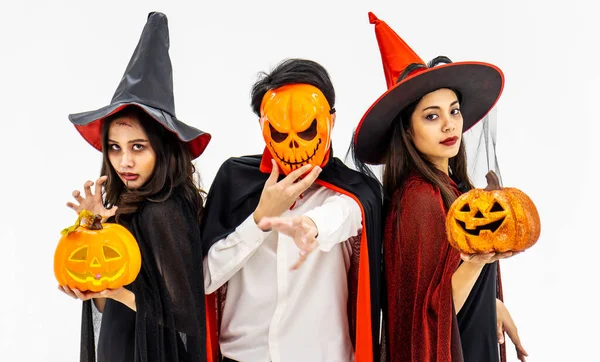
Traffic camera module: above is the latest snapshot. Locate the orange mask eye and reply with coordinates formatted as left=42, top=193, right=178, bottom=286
left=298, top=119, right=318, bottom=141
left=269, top=123, right=288, bottom=143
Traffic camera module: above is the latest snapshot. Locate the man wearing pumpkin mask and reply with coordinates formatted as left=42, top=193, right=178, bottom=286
left=201, top=59, right=382, bottom=362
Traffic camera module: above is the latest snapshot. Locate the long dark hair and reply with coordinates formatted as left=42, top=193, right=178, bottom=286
left=350, top=56, right=473, bottom=209
left=100, top=105, right=205, bottom=222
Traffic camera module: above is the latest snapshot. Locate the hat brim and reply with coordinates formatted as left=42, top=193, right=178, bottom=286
left=68, top=102, right=211, bottom=160
left=354, top=61, right=504, bottom=165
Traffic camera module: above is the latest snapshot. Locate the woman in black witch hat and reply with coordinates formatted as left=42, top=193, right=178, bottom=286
left=57, top=12, right=211, bottom=362
left=352, top=13, right=528, bottom=362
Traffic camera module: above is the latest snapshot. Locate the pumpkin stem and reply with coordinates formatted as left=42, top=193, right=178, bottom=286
left=60, top=210, right=101, bottom=236
left=88, top=214, right=103, bottom=230
left=484, top=170, right=502, bottom=191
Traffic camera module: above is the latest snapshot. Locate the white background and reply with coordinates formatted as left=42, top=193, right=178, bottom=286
left=1, top=0, right=597, bottom=361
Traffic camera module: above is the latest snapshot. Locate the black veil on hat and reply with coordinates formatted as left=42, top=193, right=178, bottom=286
left=68, top=12, right=211, bottom=159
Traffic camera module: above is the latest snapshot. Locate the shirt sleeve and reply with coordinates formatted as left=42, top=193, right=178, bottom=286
left=203, top=214, right=272, bottom=294
left=303, top=192, right=363, bottom=252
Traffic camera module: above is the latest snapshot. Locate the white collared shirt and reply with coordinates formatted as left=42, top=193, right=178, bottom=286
left=203, top=184, right=362, bottom=362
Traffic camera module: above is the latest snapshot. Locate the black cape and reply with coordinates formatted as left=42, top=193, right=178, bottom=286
left=200, top=153, right=383, bottom=361
left=80, top=188, right=207, bottom=362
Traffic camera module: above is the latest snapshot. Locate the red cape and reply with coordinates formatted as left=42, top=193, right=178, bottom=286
left=383, top=173, right=506, bottom=361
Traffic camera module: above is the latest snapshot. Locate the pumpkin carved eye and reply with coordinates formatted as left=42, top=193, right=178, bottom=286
left=460, top=204, right=470, bottom=212
left=69, top=246, right=88, bottom=261
left=490, top=202, right=504, bottom=212
left=103, top=246, right=122, bottom=261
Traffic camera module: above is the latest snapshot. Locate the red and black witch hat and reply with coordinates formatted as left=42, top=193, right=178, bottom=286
left=68, top=12, right=211, bottom=159
left=354, top=12, right=504, bottom=165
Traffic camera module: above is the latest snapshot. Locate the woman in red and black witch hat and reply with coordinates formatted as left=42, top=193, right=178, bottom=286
left=57, top=12, right=212, bottom=362
left=352, top=13, right=528, bottom=362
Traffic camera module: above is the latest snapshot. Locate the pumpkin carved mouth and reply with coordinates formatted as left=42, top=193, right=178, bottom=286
left=270, top=138, right=322, bottom=168
left=455, top=217, right=506, bottom=236
left=66, top=264, right=128, bottom=285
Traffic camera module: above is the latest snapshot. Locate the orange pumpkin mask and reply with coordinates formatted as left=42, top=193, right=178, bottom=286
left=260, top=84, right=334, bottom=175
left=446, top=171, right=541, bottom=254
left=54, top=210, right=141, bottom=292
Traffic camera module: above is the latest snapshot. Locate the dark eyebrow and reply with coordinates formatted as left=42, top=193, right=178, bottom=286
left=422, top=100, right=460, bottom=112
left=422, top=105, right=440, bottom=112
left=107, top=138, right=149, bottom=144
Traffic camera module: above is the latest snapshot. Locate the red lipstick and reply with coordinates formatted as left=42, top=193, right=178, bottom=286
left=440, top=136, right=458, bottom=146
left=120, top=172, right=139, bottom=181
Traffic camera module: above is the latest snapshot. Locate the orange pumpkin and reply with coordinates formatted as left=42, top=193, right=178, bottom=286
left=446, top=171, right=541, bottom=254
left=54, top=210, right=141, bottom=292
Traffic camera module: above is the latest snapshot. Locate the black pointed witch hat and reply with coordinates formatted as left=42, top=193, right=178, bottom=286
left=68, top=12, right=211, bottom=159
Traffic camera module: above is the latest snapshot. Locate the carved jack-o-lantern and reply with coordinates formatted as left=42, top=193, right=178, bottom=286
left=260, top=84, right=333, bottom=174
left=54, top=211, right=141, bottom=292
left=446, top=171, right=541, bottom=254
